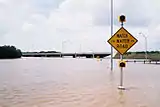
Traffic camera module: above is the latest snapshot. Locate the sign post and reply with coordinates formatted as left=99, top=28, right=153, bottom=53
left=107, top=15, right=138, bottom=90
left=110, top=0, right=114, bottom=71
left=119, top=55, right=124, bottom=89
left=119, top=18, right=125, bottom=90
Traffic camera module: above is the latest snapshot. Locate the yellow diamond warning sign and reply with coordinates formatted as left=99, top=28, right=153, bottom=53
left=108, top=27, right=138, bottom=55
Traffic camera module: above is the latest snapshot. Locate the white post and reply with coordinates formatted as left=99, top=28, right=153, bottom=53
left=93, top=53, right=95, bottom=58
left=89, top=50, right=94, bottom=59
left=118, top=22, right=125, bottom=90
left=61, top=41, right=65, bottom=58
left=79, top=44, right=82, bottom=58
left=139, top=33, right=148, bottom=60
left=145, top=36, right=147, bottom=60
left=118, top=54, right=125, bottom=90
left=110, top=0, right=114, bottom=71
left=79, top=44, right=82, bottom=53
left=62, top=40, right=68, bottom=58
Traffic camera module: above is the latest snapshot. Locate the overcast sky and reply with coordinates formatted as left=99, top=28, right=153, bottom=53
left=0, top=0, right=160, bottom=53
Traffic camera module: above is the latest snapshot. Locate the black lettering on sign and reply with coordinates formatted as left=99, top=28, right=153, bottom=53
left=124, top=34, right=128, bottom=38
left=117, top=39, right=129, bottom=43
left=117, top=34, right=121, bottom=38
left=126, top=39, right=129, bottom=43
left=117, top=44, right=128, bottom=48
left=124, top=44, right=128, bottom=48
left=117, top=34, right=120, bottom=38
left=117, top=44, right=120, bottom=48
left=112, top=40, right=115, bottom=42
left=117, top=34, right=128, bottom=38
left=117, top=39, right=120, bottom=43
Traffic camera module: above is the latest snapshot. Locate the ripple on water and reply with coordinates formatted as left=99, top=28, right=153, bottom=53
left=0, top=58, right=159, bottom=107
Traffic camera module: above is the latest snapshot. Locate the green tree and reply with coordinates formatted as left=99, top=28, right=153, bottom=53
left=0, top=45, right=22, bottom=59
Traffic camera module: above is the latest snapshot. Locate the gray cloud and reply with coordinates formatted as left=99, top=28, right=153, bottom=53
left=94, top=0, right=156, bottom=27
left=93, top=10, right=110, bottom=26
left=31, top=0, right=65, bottom=16
left=0, top=0, right=159, bottom=52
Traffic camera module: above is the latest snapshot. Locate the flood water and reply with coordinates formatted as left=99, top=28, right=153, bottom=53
left=0, top=57, right=160, bottom=107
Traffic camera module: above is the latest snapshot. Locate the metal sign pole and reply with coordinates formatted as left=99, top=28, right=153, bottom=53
left=110, top=0, right=114, bottom=71
left=108, top=15, right=138, bottom=90
left=118, top=22, right=125, bottom=90
left=120, top=55, right=124, bottom=87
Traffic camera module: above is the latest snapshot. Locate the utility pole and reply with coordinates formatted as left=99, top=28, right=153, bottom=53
left=139, top=32, right=148, bottom=60
left=110, top=0, right=114, bottom=71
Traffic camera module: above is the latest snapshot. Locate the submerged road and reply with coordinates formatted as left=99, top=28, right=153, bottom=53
left=0, top=58, right=159, bottom=107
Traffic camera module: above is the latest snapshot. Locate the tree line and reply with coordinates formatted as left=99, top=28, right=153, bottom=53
left=0, top=45, right=22, bottom=59
left=127, top=51, right=160, bottom=54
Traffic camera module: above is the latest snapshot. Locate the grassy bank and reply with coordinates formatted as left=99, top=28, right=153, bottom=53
left=114, top=51, right=160, bottom=60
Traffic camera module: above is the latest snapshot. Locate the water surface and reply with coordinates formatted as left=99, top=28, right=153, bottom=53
left=0, top=57, right=159, bottom=107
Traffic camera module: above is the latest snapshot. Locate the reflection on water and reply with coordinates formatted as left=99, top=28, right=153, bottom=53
left=0, top=58, right=159, bottom=107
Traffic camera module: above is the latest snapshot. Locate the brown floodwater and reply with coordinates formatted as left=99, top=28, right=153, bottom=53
left=0, top=57, right=159, bottom=107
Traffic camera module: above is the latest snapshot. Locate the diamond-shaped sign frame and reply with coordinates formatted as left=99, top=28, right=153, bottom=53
left=108, top=27, right=138, bottom=55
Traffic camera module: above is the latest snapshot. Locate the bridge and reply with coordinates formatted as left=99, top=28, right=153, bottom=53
left=22, top=52, right=111, bottom=58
